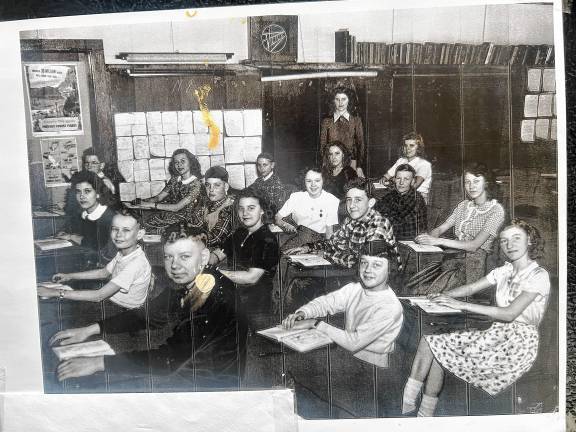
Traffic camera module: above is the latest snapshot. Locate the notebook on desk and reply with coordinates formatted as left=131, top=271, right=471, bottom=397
left=257, top=325, right=333, bottom=353
left=399, top=296, right=462, bottom=314
left=399, top=241, right=443, bottom=253
left=52, top=340, right=116, bottom=361
left=287, top=254, right=332, bottom=267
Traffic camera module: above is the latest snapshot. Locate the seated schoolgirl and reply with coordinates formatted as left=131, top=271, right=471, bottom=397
left=321, top=141, right=358, bottom=200
left=126, top=149, right=206, bottom=233
left=275, top=167, right=340, bottom=248
left=402, top=219, right=550, bottom=416
left=38, top=209, right=152, bottom=310
left=57, top=170, right=117, bottom=265
left=381, top=132, right=432, bottom=203
left=406, top=162, right=505, bottom=295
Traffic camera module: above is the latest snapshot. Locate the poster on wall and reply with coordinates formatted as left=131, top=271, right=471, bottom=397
left=25, top=64, right=83, bottom=136
left=40, top=137, right=80, bottom=187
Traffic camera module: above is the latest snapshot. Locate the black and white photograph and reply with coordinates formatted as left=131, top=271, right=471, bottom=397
left=0, top=0, right=566, bottom=430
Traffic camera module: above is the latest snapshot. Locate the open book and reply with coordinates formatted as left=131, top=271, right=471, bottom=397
left=399, top=296, right=462, bottom=315
left=399, top=240, right=443, bottom=253
left=257, top=325, right=333, bottom=353
left=287, top=254, right=331, bottom=267
left=52, top=340, right=116, bottom=361
left=34, top=238, right=74, bottom=251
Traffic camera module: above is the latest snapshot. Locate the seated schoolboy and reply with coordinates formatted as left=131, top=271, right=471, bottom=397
left=285, top=177, right=401, bottom=270
left=48, top=224, right=247, bottom=390
left=38, top=209, right=152, bottom=310
left=282, top=247, right=403, bottom=368
left=375, top=164, right=427, bottom=240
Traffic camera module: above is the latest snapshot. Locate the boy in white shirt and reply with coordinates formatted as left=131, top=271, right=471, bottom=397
left=282, top=248, right=403, bottom=367
left=38, top=209, right=152, bottom=309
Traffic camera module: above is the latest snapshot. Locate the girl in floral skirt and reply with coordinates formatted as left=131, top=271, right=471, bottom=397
left=402, top=219, right=550, bottom=416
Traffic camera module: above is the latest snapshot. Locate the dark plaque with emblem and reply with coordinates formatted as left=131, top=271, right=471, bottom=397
left=248, top=15, right=298, bottom=63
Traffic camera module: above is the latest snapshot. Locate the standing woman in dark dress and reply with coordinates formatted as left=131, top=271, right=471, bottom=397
left=320, top=87, right=365, bottom=178
left=322, top=141, right=358, bottom=200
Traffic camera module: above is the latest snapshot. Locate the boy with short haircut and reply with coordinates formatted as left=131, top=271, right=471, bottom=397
left=282, top=247, right=403, bottom=368
left=38, top=209, right=152, bottom=309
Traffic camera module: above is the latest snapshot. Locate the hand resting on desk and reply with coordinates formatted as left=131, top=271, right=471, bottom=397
left=429, top=294, right=463, bottom=310
left=50, top=324, right=101, bottom=347
left=414, top=233, right=442, bottom=246
left=57, top=356, right=104, bottom=381
left=282, top=311, right=305, bottom=329
left=283, top=245, right=310, bottom=255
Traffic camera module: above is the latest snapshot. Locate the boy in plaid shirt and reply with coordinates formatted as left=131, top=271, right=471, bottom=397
left=286, top=178, right=401, bottom=270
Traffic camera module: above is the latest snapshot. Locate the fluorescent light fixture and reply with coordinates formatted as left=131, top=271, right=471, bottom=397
left=261, top=71, right=378, bottom=82
left=117, top=52, right=234, bottom=64
left=125, top=68, right=235, bottom=77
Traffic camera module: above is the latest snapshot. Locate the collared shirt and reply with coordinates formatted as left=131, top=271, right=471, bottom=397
left=262, top=171, right=274, bottom=182
left=445, top=199, right=505, bottom=251
left=375, top=188, right=427, bottom=240
left=81, top=203, right=108, bottom=221
left=105, top=246, right=152, bottom=309
left=333, top=111, right=351, bottom=122
left=309, top=208, right=400, bottom=269
left=179, top=175, right=197, bottom=185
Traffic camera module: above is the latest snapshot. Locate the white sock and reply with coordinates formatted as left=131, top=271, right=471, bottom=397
left=417, top=394, right=438, bottom=417
left=402, top=377, right=423, bottom=414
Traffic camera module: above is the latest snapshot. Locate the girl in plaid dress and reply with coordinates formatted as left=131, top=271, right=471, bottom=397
left=407, top=162, right=505, bottom=295
left=402, top=219, right=550, bottom=416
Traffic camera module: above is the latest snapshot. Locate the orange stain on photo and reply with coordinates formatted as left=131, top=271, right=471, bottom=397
left=194, top=84, right=221, bottom=149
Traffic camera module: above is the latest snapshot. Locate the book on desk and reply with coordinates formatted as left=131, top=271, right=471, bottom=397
left=399, top=296, right=462, bottom=315
left=52, top=340, right=115, bottom=361
left=287, top=254, right=332, bottom=267
left=257, top=325, right=333, bottom=353
left=399, top=241, right=443, bottom=253
left=34, top=238, right=74, bottom=251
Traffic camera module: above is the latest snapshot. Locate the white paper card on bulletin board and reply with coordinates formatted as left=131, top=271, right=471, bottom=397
left=149, top=135, right=165, bottom=157
left=521, top=119, right=535, bottom=142
left=177, top=111, right=194, bottom=134
left=209, top=134, right=224, bottom=155
left=133, top=159, right=150, bottom=182
left=209, top=110, right=224, bottom=134
left=149, top=158, right=167, bottom=181
left=133, top=112, right=146, bottom=125
left=164, top=158, right=171, bottom=178
left=535, top=118, right=550, bottom=140
left=224, top=110, right=245, bottom=136
left=245, top=163, right=258, bottom=187
left=192, top=110, right=209, bottom=134
left=150, top=180, right=166, bottom=197
left=550, top=119, right=557, bottom=140
left=164, top=134, right=181, bottom=157
left=524, top=95, right=539, bottom=118
left=244, top=136, right=262, bottom=163
left=119, top=182, right=136, bottom=202
left=243, top=109, right=263, bottom=136
left=542, top=68, right=556, bottom=92
left=118, top=160, right=134, bottom=183
left=116, top=137, right=134, bottom=161
left=197, top=155, right=211, bottom=174
left=135, top=181, right=152, bottom=199
left=133, top=136, right=150, bottom=159
left=180, top=134, right=196, bottom=154
left=115, top=124, right=132, bottom=137
left=226, top=164, right=246, bottom=189
left=132, top=123, right=147, bottom=136
left=161, top=111, right=178, bottom=135
left=538, top=94, right=553, bottom=117
left=195, top=134, right=210, bottom=155
left=210, top=155, right=225, bottom=167
left=114, top=112, right=133, bottom=126
left=527, top=68, right=542, bottom=92
left=146, top=111, right=163, bottom=135
left=224, top=137, right=245, bottom=163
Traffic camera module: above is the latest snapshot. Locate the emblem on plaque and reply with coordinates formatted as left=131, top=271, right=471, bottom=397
left=248, top=16, right=298, bottom=62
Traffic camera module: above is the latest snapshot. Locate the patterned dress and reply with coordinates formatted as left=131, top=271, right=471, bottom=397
left=144, top=176, right=206, bottom=233
left=426, top=261, right=550, bottom=396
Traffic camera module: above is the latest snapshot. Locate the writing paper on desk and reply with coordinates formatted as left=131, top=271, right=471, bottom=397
left=52, top=340, right=115, bottom=361
left=257, top=326, right=333, bottom=353
left=399, top=241, right=443, bottom=253
left=288, top=254, right=332, bottom=267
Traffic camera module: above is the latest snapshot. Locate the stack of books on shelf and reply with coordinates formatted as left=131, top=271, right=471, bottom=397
left=335, top=29, right=555, bottom=66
